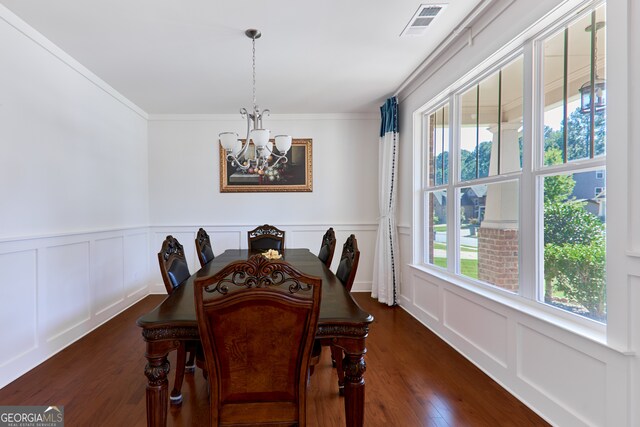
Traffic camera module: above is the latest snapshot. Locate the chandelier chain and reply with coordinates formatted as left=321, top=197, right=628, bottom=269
left=252, top=36, right=256, bottom=110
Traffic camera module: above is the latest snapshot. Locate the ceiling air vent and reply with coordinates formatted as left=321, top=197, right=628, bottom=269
left=400, top=3, right=447, bottom=37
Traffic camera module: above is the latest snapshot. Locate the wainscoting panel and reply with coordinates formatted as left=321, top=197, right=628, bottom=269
left=0, top=227, right=152, bottom=389
left=517, top=324, right=606, bottom=426
left=124, top=232, right=150, bottom=298
left=443, top=289, right=508, bottom=367
left=0, top=249, right=37, bottom=367
left=413, top=274, right=440, bottom=322
left=398, top=226, right=413, bottom=304
left=43, top=241, right=91, bottom=343
left=93, top=236, right=125, bottom=317
left=208, top=231, right=243, bottom=259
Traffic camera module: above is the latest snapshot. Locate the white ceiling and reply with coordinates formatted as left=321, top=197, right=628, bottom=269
left=1, top=0, right=483, bottom=114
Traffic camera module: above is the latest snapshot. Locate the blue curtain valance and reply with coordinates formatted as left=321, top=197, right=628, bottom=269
left=379, top=96, right=399, bottom=137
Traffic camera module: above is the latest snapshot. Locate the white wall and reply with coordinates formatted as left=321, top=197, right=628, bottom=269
left=147, top=114, right=379, bottom=292
left=0, top=5, right=380, bottom=389
left=0, top=8, right=150, bottom=388
left=395, top=0, right=639, bottom=425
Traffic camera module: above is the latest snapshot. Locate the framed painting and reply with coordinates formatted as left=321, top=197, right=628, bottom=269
left=220, top=138, right=313, bottom=192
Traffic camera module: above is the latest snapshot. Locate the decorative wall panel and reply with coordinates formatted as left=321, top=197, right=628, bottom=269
left=443, top=290, right=508, bottom=367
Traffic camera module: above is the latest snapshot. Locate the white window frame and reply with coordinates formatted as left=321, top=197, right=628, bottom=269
left=416, top=0, right=607, bottom=333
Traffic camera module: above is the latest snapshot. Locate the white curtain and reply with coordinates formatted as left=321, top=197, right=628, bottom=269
left=371, top=97, right=399, bottom=305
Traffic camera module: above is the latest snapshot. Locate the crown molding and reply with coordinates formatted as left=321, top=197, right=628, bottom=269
left=147, top=113, right=379, bottom=122
left=0, top=4, right=148, bottom=120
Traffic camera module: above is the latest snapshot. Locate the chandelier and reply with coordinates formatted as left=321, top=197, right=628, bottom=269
left=219, top=29, right=292, bottom=173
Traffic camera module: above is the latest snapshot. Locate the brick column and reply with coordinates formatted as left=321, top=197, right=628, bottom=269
left=477, top=124, right=520, bottom=291
left=478, top=228, right=519, bottom=291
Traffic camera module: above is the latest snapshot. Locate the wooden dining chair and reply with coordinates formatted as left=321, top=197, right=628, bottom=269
left=317, top=227, right=336, bottom=268
left=194, top=255, right=321, bottom=427
left=247, top=224, right=285, bottom=252
left=326, top=234, right=361, bottom=395
left=195, top=228, right=215, bottom=267
left=335, top=234, right=360, bottom=292
left=158, top=235, right=200, bottom=404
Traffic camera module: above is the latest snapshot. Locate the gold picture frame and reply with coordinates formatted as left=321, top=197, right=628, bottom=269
left=220, top=138, right=313, bottom=193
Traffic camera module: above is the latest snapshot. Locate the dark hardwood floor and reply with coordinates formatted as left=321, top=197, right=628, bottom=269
left=0, top=294, right=549, bottom=426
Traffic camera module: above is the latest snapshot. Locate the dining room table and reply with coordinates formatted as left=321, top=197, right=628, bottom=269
left=137, top=248, right=374, bottom=427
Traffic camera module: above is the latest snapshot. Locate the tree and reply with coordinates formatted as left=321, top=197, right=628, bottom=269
left=461, top=140, right=492, bottom=180
left=543, top=107, right=606, bottom=163
left=543, top=148, right=575, bottom=204
left=434, top=151, right=449, bottom=185
left=544, top=201, right=604, bottom=247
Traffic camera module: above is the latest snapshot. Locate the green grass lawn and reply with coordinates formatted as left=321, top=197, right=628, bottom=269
left=432, top=257, right=478, bottom=279
left=433, top=242, right=446, bottom=250
left=460, top=259, right=478, bottom=279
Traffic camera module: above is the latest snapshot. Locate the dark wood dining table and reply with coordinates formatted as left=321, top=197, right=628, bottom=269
left=137, top=248, right=374, bottom=427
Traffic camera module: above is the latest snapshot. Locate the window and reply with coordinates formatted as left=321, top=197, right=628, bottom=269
left=594, top=186, right=604, bottom=197
left=540, top=4, right=606, bottom=322
left=425, top=56, right=523, bottom=292
left=421, top=3, right=606, bottom=323
left=425, top=103, right=449, bottom=268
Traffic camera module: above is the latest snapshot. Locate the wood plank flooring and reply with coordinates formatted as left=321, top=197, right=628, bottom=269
left=0, top=294, right=549, bottom=426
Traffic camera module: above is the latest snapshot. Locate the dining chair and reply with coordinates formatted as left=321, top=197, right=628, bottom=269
left=247, top=224, right=285, bottom=252
left=194, top=255, right=321, bottom=426
left=317, top=227, right=336, bottom=268
left=335, top=234, right=360, bottom=292
left=325, top=234, right=361, bottom=395
left=195, top=228, right=215, bottom=267
left=158, top=235, right=201, bottom=404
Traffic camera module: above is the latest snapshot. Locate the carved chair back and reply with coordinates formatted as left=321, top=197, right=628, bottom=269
left=195, top=228, right=215, bottom=268
left=317, top=227, right=336, bottom=268
left=194, top=255, right=321, bottom=427
left=335, top=234, right=360, bottom=292
left=158, top=235, right=191, bottom=295
left=247, top=224, right=285, bottom=252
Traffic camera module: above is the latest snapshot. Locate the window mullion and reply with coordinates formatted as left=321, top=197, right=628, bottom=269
left=448, top=94, right=459, bottom=273
left=520, top=40, right=537, bottom=301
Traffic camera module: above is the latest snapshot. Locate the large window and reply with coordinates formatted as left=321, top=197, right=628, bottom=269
left=422, top=3, right=606, bottom=323
left=540, top=4, right=606, bottom=322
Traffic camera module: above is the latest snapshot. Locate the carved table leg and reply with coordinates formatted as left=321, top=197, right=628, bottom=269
left=342, top=350, right=366, bottom=427
left=144, top=340, right=177, bottom=427
left=145, top=355, right=170, bottom=427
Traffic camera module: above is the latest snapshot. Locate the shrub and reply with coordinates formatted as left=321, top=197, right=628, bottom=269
left=544, top=200, right=606, bottom=318
left=544, top=241, right=606, bottom=317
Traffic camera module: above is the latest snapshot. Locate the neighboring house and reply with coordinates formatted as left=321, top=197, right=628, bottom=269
left=432, top=191, right=447, bottom=224
left=460, top=185, right=487, bottom=222
left=572, top=170, right=606, bottom=218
